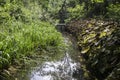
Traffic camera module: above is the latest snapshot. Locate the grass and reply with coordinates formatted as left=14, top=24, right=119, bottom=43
left=0, top=19, right=64, bottom=70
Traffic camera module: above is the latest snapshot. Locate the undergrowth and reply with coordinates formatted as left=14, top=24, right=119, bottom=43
left=0, top=19, right=64, bottom=70
left=0, top=0, right=64, bottom=70
left=66, top=19, right=120, bottom=80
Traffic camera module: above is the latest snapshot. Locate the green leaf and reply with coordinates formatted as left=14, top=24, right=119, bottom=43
left=81, top=47, right=90, bottom=54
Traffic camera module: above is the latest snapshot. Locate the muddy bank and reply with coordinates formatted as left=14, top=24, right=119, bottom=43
left=65, top=19, right=120, bottom=80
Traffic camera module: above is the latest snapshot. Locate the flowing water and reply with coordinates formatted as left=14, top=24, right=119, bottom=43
left=15, top=34, right=84, bottom=80
left=30, top=53, right=79, bottom=80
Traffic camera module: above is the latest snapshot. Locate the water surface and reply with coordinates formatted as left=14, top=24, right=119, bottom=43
left=16, top=34, right=84, bottom=80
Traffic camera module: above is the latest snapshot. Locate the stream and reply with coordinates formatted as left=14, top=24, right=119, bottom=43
left=15, top=33, right=84, bottom=80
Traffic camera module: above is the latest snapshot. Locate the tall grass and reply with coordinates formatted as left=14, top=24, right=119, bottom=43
left=0, top=0, right=65, bottom=70
left=0, top=20, right=63, bottom=69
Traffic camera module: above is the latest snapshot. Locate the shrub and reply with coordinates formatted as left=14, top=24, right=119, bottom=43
left=107, top=3, right=120, bottom=21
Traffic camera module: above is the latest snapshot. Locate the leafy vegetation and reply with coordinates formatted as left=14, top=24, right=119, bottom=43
left=66, top=19, right=120, bottom=80
left=107, top=3, right=120, bottom=20
left=64, top=1, right=120, bottom=79
left=0, top=0, right=120, bottom=80
left=66, top=3, right=84, bottom=21
left=63, top=0, right=120, bottom=21
left=0, top=0, right=64, bottom=71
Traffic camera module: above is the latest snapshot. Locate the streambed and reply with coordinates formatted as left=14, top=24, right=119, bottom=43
left=15, top=34, right=84, bottom=80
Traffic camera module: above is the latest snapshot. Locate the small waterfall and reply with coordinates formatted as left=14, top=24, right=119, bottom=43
left=30, top=52, right=80, bottom=80
left=29, top=35, right=84, bottom=80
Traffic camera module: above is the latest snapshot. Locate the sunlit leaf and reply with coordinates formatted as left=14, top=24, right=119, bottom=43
left=81, top=47, right=90, bottom=54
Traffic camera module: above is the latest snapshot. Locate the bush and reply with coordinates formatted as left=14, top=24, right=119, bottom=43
left=0, top=20, right=63, bottom=69
left=66, top=3, right=85, bottom=21
left=107, top=3, right=120, bottom=21
left=0, top=0, right=64, bottom=70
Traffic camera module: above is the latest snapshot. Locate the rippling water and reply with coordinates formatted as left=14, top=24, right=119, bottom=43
left=29, top=37, right=83, bottom=80
left=30, top=52, right=80, bottom=80
left=15, top=35, right=84, bottom=80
